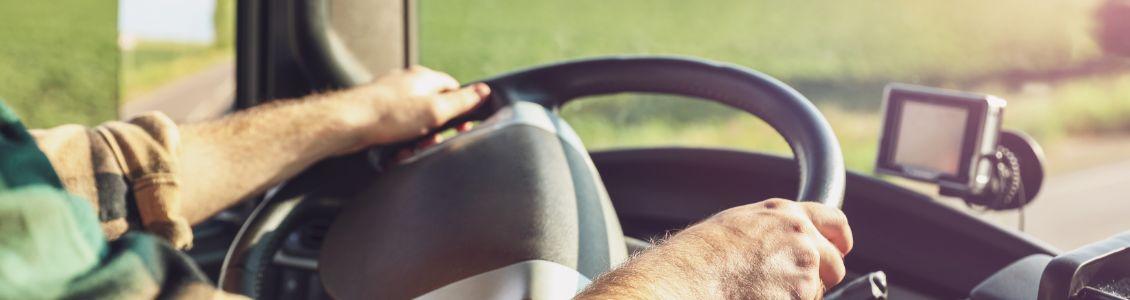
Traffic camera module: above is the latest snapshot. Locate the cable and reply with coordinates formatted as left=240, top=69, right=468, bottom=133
left=1017, top=172, right=1027, bottom=232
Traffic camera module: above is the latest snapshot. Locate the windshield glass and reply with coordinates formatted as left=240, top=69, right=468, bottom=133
left=0, top=1, right=118, bottom=128
left=419, top=0, right=1128, bottom=170
left=418, top=0, right=1130, bottom=249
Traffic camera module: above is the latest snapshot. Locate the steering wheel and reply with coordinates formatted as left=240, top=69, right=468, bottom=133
left=219, top=56, right=846, bottom=299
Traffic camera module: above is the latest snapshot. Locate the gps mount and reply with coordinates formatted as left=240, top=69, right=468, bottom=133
left=876, top=84, right=1045, bottom=211
left=943, top=130, right=1046, bottom=210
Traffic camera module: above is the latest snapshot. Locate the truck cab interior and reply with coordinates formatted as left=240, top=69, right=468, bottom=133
left=139, top=0, right=1130, bottom=299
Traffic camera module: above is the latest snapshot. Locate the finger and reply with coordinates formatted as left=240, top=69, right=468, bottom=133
left=758, top=198, right=811, bottom=222
left=430, top=83, right=490, bottom=126
left=780, top=236, right=826, bottom=300
left=428, top=71, right=460, bottom=92
left=457, top=122, right=474, bottom=132
left=417, top=134, right=443, bottom=149
left=800, top=203, right=853, bottom=256
left=813, top=232, right=848, bottom=288
left=758, top=199, right=851, bottom=288
left=411, top=66, right=459, bottom=93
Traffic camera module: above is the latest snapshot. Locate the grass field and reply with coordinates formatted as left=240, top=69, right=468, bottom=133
left=0, top=0, right=118, bottom=128
left=121, top=42, right=231, bottom=100
left=2, top=0, right=1127, bottom=173
left=0, top=0, right=233, bottom=127
left=419, top=0, right=1130, bottom=172
left=120, top=0, right=234, bottom=101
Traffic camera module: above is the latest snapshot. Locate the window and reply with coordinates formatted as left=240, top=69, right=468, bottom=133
left=0, top=0, right=118, bottom=127
left=415, top=0, right=1130, bottom=250
left=0, top=0, right=236, bottom=127
left=416, top=0, right=1128, bottom=173
left=326, top=0, right=411, bottom=75
left=118, top=0, right=235, bottom=122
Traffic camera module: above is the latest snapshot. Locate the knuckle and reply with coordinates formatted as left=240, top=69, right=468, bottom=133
left=772, top=212, right=810, bottom=234
left=792, top=245, right=820, bottom=270
left=805, top=202, right=846, bottom=219
left=761, top=198, right=793, bottom=209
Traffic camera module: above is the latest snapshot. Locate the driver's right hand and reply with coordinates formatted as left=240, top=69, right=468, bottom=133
left=577, top=199, right=853, bottom=299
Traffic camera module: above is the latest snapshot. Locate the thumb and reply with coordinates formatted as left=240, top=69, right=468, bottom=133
left=431, top=83, right=490, bottom=126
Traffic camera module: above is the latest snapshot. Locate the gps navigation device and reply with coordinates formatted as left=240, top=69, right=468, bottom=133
left=876, top=83, right=1006, bottom=195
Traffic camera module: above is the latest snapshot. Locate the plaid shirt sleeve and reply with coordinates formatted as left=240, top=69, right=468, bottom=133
left=31, top=112, right=193, bottom=249
left=3, top=102, right=246, bottom=299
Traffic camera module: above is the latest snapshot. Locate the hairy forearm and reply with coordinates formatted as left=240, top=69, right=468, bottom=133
left=577, top=231, right=733, bottom=299
left=172, top=66, right=489, bottom=224
left=177, top=90, right=373, bottom=223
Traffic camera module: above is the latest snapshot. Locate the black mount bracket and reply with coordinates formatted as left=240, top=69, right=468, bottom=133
left=940, top=130, right=1046, bottom=210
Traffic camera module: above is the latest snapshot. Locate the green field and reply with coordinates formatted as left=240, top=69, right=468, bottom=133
left=120, top=0, right=234, bottom=101
left=421, top=1, right=1099, bottom=86
left=0, top=0, right=233, bottom=128
left=121, top=42, right=230, bottom=100
left=0, top=0, right=118, bottom=128
left=419, top=0, right=1130, bottom=171
left=2, top=0, right=1128, bottom=173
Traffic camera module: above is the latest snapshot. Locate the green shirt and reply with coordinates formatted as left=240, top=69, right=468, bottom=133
left=0, top=101, right=214, bottom=299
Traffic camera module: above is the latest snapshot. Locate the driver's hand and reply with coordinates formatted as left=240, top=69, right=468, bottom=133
left=578, top=199, right=853, bottom=299
left=688, top=199, right=853, bottom=298
left=338, top=66, right=490, bottom=154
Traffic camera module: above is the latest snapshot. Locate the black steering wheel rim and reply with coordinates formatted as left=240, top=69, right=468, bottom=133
left=478, top=56, right=845, bottom=206
left=220, top=56, right=847, bottom=298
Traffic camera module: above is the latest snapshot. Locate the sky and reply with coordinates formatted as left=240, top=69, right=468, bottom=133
left=118, top=0, right=216, bottom=43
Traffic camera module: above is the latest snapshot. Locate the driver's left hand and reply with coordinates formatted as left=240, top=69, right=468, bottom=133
left=336, top=66, right=491, bottom=155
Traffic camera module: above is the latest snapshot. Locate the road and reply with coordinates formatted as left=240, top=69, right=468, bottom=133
left=121, top=62, right=235, bottom=123
left=964, top=159, right=1130, bottom=251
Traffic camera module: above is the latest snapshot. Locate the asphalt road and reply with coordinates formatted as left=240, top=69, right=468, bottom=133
left=1035, top=160, right=1130, bottom=249
left=962, top=159, right=1130, bottom=251
left=121, top=62, right=235, bottom=123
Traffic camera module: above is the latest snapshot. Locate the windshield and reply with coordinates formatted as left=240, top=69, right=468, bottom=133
left=419, top=0, right=1128, bottom=170
left=0, top=1, right=118, bottom=127
left=418, top=0, right=1130, bottom=250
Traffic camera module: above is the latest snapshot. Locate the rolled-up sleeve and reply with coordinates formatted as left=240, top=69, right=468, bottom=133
left=31, top=112, right=193, bottom=249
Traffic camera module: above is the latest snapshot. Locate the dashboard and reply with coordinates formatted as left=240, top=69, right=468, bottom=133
left=208, top=147, right=1071, bottom=299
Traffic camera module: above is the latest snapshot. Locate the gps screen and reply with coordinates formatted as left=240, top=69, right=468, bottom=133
left=892, top=100, right=969, bottom=176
